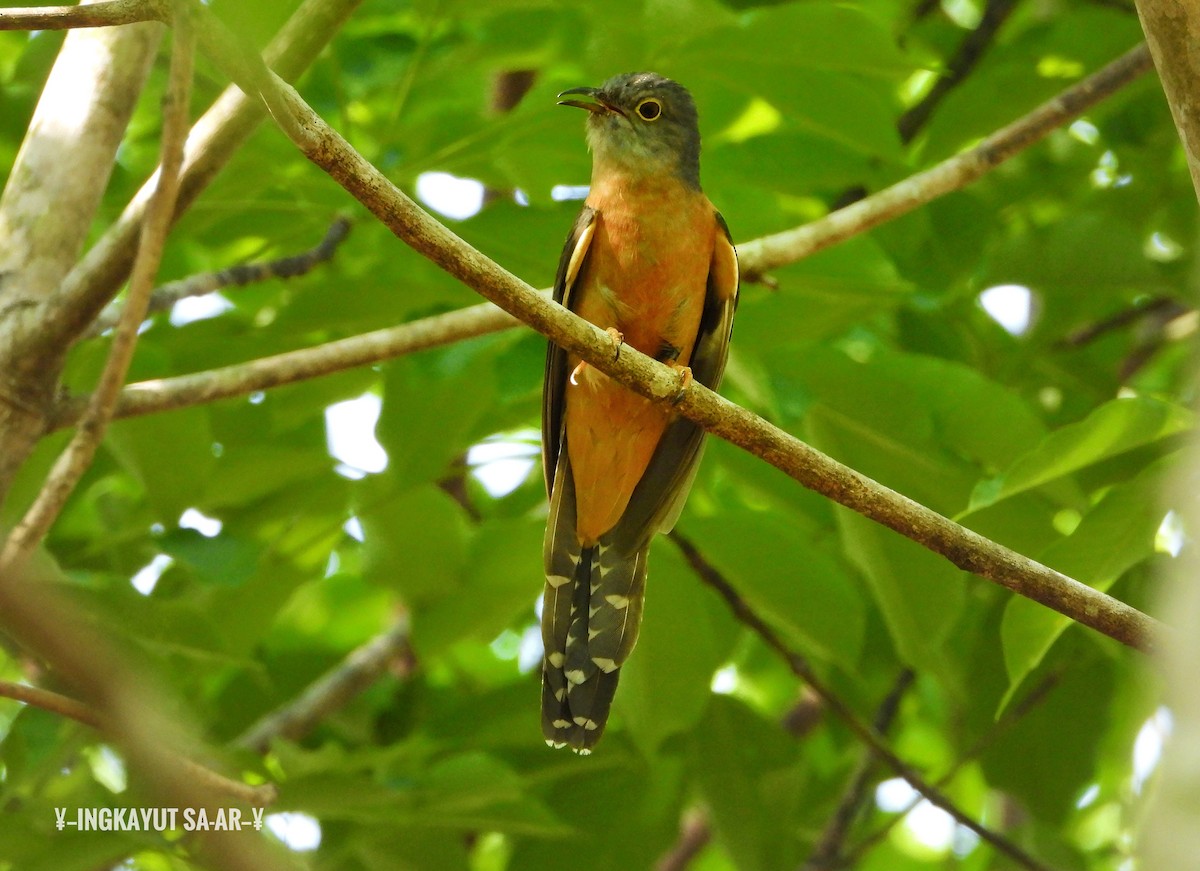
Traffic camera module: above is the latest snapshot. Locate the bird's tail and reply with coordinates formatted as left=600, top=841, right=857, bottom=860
left=541, top=455, right=647, bottom=753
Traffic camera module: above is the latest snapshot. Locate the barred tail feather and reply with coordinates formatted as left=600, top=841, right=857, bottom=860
left=542, top=449, right=650, bottom=752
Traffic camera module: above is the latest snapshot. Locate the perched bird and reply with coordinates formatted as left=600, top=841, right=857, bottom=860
left=541, top=72, right=739, bottom=753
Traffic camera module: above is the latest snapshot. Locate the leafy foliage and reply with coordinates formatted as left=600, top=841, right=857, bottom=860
left=0, top=0, right=1191, bottom=869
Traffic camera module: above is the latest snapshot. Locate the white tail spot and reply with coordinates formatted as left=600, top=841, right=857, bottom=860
left=592, top=657, right=618, bottom=673
left=604, top=594, right=630, bottom=609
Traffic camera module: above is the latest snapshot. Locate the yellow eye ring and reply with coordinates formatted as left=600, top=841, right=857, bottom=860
left=636, top=98, right=662, bottom=121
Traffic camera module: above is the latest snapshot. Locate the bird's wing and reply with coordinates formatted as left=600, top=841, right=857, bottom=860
left=608, top=208, right=739, bottom=548
left=542, top=205, right=597, bottom=496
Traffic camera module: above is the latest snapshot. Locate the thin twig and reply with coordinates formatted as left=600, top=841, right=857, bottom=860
left=62, top=43, right=1155, bottom=428
left=802, top=670, right=915, bottom=871
left=0, top=0, right=167, bottom=30
left=898, top=0, right=1019, bottom=142
left=0, top=679, right=276, bottom=806
left=670, top=532, right=1057, bottom=871
left=739, top=42, right=1153, bottom=279
left=86, top=216, right=352, bottom=336
left=0, top=678, right=101, bottom=728
left=48, top=298, right=520, bottom=429
left=843, top=668, right=1065, bottom=865
left=234, top=615, right=414, bottom=753
left=116, top=18, right=1167, bottom=654
left=0, top=0, right=193, bottom=572
left=656, top=808, right=713, bottom=871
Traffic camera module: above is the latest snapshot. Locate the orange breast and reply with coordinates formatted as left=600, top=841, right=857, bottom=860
left=565, top=178, right=716, bottom=545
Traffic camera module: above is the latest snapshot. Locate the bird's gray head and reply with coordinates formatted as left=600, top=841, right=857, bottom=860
left=558, top=72, right=701, bottom=190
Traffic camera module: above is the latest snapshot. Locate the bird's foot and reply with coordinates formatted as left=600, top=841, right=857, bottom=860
left=602, top=327, right=624, bottom=360
left=667, top=362, right=693, bottom=404
left=569, top=328, right=624, bottom=386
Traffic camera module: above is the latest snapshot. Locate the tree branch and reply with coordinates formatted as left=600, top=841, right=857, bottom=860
left=1135, top=0, right=1200, bottom=199
left=0, top=5, right=162, bottom=500
left=739, top=42, right=1153, bottom=279
left=671, top=532, right=1056, bottom=871
left=60, top=40, right=1157, bottom=433
left=655, top=808, right=712, bottom=871
left=0, top=0, right=167, bottom=30
left=49, top=298, right=521, bottom=428
left=96, top=20, right=1166, bottom=654
left=234, top=614, right=414, bottom=754
left=843, top=668, right=1064, bottom=865
left=0, top=1, right=193, bottom=573
left=43, top=0, right=364, bottom=346
left=897, top=0, right=1019, bottom=142
left=802, top=670, right=915, bottom=870
left=86, top=216, right=352, bottom=337
left=0, top=678, right=276, bottom=806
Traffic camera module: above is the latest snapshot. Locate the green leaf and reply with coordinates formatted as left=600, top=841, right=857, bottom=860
left=105, top=407, right=215, bottom=521
left=968, top=397, right=1192, bottom=512
left=358, top=482, right=471, bottom=605
left=619, top=540, right=738, bottom=753
left=999, top=455, right=1172, bottom=707
left=682, top=509, right=865, bottom=665
left=377, top=347, right=500, bottom=489
left=414, top=516, right=541, bottom=656
left=691, top=695, right=804, bottom=871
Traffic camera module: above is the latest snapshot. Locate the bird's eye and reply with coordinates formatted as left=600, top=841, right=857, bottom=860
left=636, top=98, right=662, bottom=121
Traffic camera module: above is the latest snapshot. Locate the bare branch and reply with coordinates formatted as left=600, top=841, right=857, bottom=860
left=897, top=0, right=1019, bottom=142
left=86, top=216, right=352, bottom=336
left=49, top=298, right=520, bottom=428
left=656, top=808, right=712, bottom=871
left=671, top=532, right=1057, bottom=871
left=98, top=20, right=1166, bottom=654
left=235, top=615, right=414, bottom=754
left=0, top=0, right=167, bottom=30
left=1, top=2, right=194, bottom=572
left=68, top=41, right=1157, bottom=433
left=844, top=668, right=1065, bottom=865
left=0, top=679, right=276, bottom=806
left=739, top=42, right=1153, bottom=279
left=0, top=9, right=162, bottom=498
left=0, top=678, right=101, bottom=728
left=802, top=670, right=914, bottom=870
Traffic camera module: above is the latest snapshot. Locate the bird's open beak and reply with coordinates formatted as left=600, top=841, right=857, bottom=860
left=557, top=86, right=620, bottom=115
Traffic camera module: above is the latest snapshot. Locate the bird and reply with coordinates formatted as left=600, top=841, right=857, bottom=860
left=540, top=72, right=739, bottom=753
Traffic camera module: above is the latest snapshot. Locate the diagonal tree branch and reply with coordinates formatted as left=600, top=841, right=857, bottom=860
left=738, top=42, right=1153, bottom=279
left=0, top=679, right=277, bottom=805
left=844, top=667, right=1064, bottom=865
left=234, top=614, right=415, bottom=753
left=49, top=297, right=522, bottom=429
left=0, top=0, right=167, bottom=30
left=50, top=39, right=1156, bottom=433
left=0, top=0, right=193, bottom=573
left=671, top=532, right=1055, bottom=871
left=41, top=0, right=363, bottom=347
left=802, top=670, right=915, bottom=871
left=86, top=216, right=352, bottom=336
left=897, top=0, right=1020, bottom=142
left=180, top=18, right=1165, bottom=655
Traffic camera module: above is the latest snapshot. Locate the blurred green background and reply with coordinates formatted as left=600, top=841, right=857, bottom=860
left=0, top=0, right=1192, bottom=868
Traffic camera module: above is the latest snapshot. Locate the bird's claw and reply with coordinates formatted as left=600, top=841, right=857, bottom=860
left=668, top=362, right=693, bottom=404
left=569, top=328, right=624, bottom=386
left=603, top=327, right=624, bottom=360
